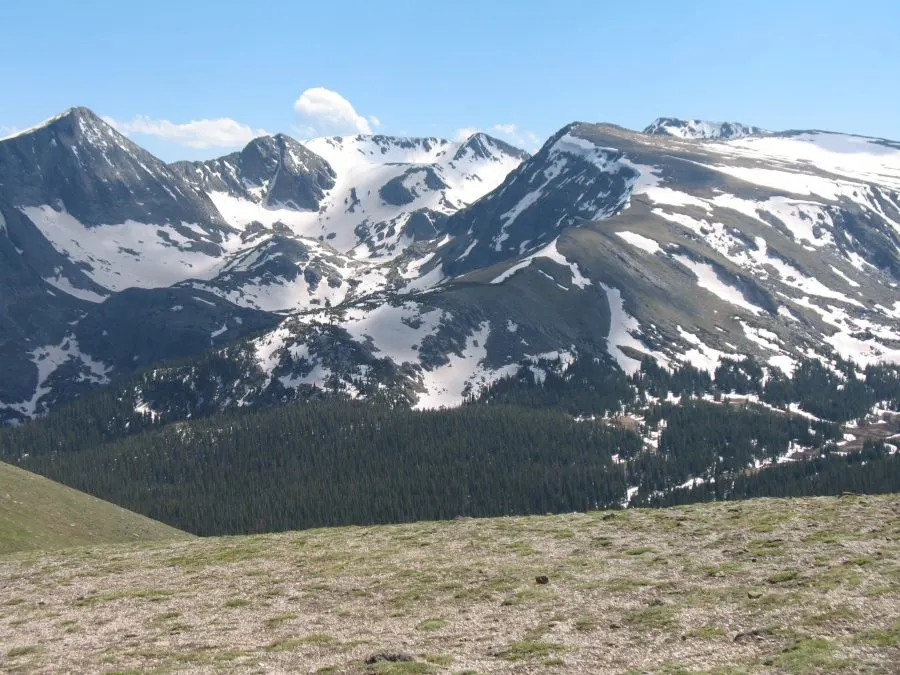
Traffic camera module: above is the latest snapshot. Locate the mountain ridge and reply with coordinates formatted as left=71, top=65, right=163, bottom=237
left=643, top=116, right=766, bottom=139
left=0, top=107, right=530, bottom=421
left=2, top=106, right=899, bottom=422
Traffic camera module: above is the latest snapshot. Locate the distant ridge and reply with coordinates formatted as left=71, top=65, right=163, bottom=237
left=643, top=117, right=765, bottom=139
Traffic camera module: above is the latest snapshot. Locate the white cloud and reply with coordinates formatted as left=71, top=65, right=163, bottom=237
left=492, top=123, right=518, bottom=135
left=455, top=127, right=479, bottom=141
left=105, top=115, right=269, bottom=149
left=294, top=87, right=375, bottom=135
left=491, top=123, right=541, bottom=151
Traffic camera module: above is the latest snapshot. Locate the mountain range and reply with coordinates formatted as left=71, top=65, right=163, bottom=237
left=1, top=108, right=899, bottom=423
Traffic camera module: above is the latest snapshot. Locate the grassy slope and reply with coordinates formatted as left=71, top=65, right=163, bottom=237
left=1, top=495, right=898, bottom=674
left=0, top=460, right=190, bottom=554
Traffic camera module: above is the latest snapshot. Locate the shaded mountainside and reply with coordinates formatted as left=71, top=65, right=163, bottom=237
left=170, top=133, right=337, bottom=212
left=1, top=495, right=897, bottom=673
left=0, top=107, right=228, bottom=231
left=0, top=460, right=190, bottom=554
left=427, top=121, right=900, bottom=377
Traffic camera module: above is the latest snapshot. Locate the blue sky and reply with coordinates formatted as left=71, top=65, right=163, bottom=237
left=2, top=0, right=898, bottom=161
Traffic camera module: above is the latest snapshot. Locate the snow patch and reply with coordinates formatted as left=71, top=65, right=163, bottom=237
left=414, top=322, right=519, bottom=409
left=615, top=231, right=660, bottom=254
left=7, top=335, right=110, bottom=417
left=598, top=283, right=665, bottom=374
left=21, top=205, right=228, bottom=292
left=674, top=255, right=765, bottom=315
left=490, top=237, right=591, bottom=288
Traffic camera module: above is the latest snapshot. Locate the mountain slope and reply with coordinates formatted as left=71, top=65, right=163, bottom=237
left=66, top=118, right=900, bottom=415
left=169, top=133, right=336, bottom=213
left=0, top=107, right=227, bottom=230
left=0, top=109, right=275, bottom=423
left=0, top=460, right=190, bottom=553
left=0, top=107, right=235, bottom=295
left=173, top=119, right=899, bottom=412
left=423, top=121, right=900, bottom=377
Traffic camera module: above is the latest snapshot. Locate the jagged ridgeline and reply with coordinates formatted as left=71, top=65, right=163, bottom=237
left=3, top=108, right=900, bottom=424
left=2, top=352, right=897, bottom=535
left=0, top=108, right=529, bottom=422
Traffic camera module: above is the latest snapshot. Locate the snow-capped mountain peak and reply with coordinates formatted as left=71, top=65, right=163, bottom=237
left=175, top=131, right=529, bottom=258
left=643, top=117, right=765, bottom=140
left=1, top=106, right=106, bottom=142
left=304, top=134, right=455, bottom=171
left=452, top=132, right=530, bottom=163
left=0, top=106, right=242, bottom=301
left=170, top=133, right=336, bottom=211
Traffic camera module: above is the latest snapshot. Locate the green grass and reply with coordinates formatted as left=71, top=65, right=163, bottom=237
left=7, top=645, right=40, bottom=658
left=625, top=605, right=678, bottom=630
left=371, top=662, right=433, bottom=674
left=496, top=640, right=565, bottom=661
left=684, top=626, right=727, bottom=639
left=73, top=588, right=177, bottom=606
left=763, top=637, right=847, bottom=673
left=264, top=612, right=298, bottom=628
left=573, top=615, right=598, bottom=632
left=0, top=460, right=189, bottom=554
left=766, top=570, right=799, bottom=584
left=857, top=621, right=900, bottom=647
left=267, top=634, right=338, bottom=651
left=416, top=618, right=448, bottom=631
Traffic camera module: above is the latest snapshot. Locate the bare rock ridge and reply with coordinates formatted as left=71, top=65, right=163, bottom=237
left=643, top=117, right=766, bottom=139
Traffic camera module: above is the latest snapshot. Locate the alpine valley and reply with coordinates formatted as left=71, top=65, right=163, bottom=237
left=1, top=108, right=899, bottom=526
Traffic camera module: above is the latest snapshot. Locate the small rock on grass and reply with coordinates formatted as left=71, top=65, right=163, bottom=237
left=365, top=652, right=415, bottom=664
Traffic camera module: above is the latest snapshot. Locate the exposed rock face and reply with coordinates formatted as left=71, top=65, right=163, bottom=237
left=643, top=117, right=766, bottom=140
left=170, top=134, right=336, bottom=211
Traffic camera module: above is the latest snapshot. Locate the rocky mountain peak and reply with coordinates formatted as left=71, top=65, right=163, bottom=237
left=2, top=105, right=900, bottom=426
left=643, top=117, right=765, bottom=140
left=1, top=106, right=131, bottom=158
left=170, top=133, right=336, bottom=213
left=0, top=106, right=227, bottom=230
left=453, top=132, right=530, bottom=163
